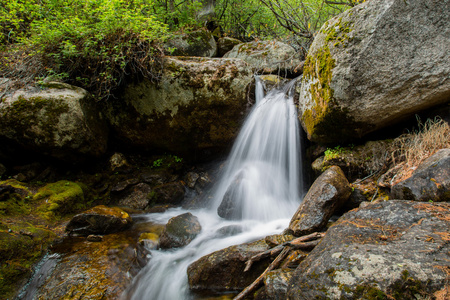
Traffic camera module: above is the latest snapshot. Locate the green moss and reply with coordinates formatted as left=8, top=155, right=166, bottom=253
left=351, top=284, right=387, bottom=300
left=34, top=180, right=87, bottom=220
left=388, top=270, right=432, bottom=300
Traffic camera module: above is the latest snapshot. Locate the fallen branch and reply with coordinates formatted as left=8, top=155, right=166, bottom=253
left=234, top=246, right=292, bottom=300
left=244, top=232, right=324, bottom=272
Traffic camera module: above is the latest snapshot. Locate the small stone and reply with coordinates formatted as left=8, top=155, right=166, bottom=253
left=87, top=235, right=103, bottom=242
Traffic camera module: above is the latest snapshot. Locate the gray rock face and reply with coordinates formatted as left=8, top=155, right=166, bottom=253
left=298, top=0, right=450, bottom=143
left=104, top=56, right=253, bottom=160
left=224, top=40, right=303, bottom=75
left=287, top=200, right=450, bottom=299
left=188, top=239, right=271, bottom=293
left=289, top=166, right=351, bottom=236
left=391, top=148, right=450, bottom=202
left=264, top=269, right=294, bottom=300
left=159, top=212, right=201, bottom=249
left=0, top=82, right=108, bottom=160
left=164, top=29, right=217, bottom=57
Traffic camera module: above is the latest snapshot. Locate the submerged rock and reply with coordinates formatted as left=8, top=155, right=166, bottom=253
left=298, top=0, right=450, bottom=143
left=287, top=200, right=450, bottom=299
left=0, top=82, right=108, bottom=160
left=289, top=166, right=351, bottom=236
left=65, top=205, right=132, bottom=236
left=104, top=56, right=253, bottom=161
left=159, top=212, right=201, bottom=249
left=391, top=148, right=450, bottom=202
left=188, top=239, right=271, bottom=293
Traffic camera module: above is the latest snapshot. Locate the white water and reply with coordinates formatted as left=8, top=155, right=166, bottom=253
left=125, top=77, right=303, bottom=300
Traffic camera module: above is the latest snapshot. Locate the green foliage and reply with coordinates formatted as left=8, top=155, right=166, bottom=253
left=151, top=155, right=183, bottom=169
left=324, top=145, right=346, bottom=160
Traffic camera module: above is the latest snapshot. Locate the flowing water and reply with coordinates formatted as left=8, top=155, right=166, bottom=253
left=125, top=77, right=304, bottom=300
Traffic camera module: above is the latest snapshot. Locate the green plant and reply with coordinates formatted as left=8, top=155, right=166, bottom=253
left=324, top=145, right=346, bottom=160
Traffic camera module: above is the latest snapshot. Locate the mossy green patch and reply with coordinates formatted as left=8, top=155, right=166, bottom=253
left=34, top=180, right=87, bottom=220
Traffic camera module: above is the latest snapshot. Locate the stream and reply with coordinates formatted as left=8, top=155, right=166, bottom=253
left=124, top=76, right=304, bottom=299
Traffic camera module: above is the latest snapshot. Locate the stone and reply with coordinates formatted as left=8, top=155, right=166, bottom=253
left=65, top=205, right=132, bottom=236
left=188, top=239, right=271, bottom=293
left=117, top=183, right=152, bottom=210
left=298, top=0, right=450, bottom=144
left=163, top=28, right=217, bottom=57
left=104, top=57, right=253, bottom=161
left=109, top=152, right=131, bottom=173
left=217, top=37, right=242, bottom=57
left=185, top=172, right=200, bottom=188
left=288, top=166, right=351, bottom=236
left=159, top=212, right=201, bottom=249
left=150, top=182, right=185, bottom=206
left=264, top=269, right=294, bottom=300
left=391, top=148, right=450, bottom=202
left=0, top=82, right=108, bottom=160
left=287, top=200, right=450, bottom=299
left=224, top=40, right=303, bottom=76
left=0, top=163, right=6, bottom=178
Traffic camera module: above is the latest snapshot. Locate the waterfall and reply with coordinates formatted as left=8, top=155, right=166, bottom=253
left=124, top=76, right=304, bottom=300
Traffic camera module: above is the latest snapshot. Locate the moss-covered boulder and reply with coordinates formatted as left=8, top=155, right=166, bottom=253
left=104, top=57, right=253, bottom=161
left=34, top=180, right=87, bottom=220
left=163, top=28, right=217, bottom=57
left=298, top=0, right=450, bottom=143
left=0, top=82, right=108, bottom=160
left=287, top=201, right=450, bottom=299
left=65, top=205, right=133, bottom=236
left=224, top=40, right=303, bottom=76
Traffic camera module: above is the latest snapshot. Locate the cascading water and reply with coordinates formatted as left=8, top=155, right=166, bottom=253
left=124, top=76, right=304, bottom=300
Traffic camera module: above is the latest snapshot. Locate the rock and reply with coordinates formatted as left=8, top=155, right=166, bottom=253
left=110, top=178, right=140, bottom=193
left=109, top=152, right=131, bottom=173
left=264, top=234, right=295, bottom=248
left=391, top=148, right=450, bottom=202
left=188, top=239, right=271, bottom=293
left=164, top=28, right=217, bottom=57
left=117, top=183, right=152, bottom=210
left=264, top=269, right=294, bottom=300
left=224, top=40, right=303, bottom=75
left=288, top=166, right=351, bottom=236
left=65, top=205, right=132, bottom=236
left=287, top=200, right=450, bottom=299
left=217, top=37, right=242, bottom=57
left=150, top=182, right=185, bottom=206
left=185, top=172, right=200, bottom=188
left=32, top=233, right=149, bottom=300
left=217, top=172, right=245, bottom=220
left=86, top=235, right=103, bottom=242
left=159, top=213, right=201, bottom=249
left=0, top=163, right=6, bottom=178
left=0, top=82, right=108, bottom=160
left=104, top=57, right=253, bottom=161
left=33, top=180, right=86, bottom=220
left=298, top=0, right=450, bottom=144
left=138, top=232, right=159, bottom=250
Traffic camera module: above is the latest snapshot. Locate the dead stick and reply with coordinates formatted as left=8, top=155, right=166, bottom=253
left=244, top=232, right=325, bottom=272
left=234, top=246, right=292, bottom=300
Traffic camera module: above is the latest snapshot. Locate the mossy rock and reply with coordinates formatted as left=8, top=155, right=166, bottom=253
left=0, top=179, right=32, bottom=216
left=34, top=180, right=87, bottom=220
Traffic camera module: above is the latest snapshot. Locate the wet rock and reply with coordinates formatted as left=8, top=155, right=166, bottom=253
left=287, top=200, right=450, bottom=299
left=288, top=166, right=351, bottom=236
left=110, top=178, right=140, bottom=193
left=216, top=225, right=243, bottom=237
left=66, top=205, right=132, bottom=236
left=117, top=183, right=152, bottom=210
left=164, top=28, right=217, bottom=57
left=109, top=152, right=131, bottom=173
left=86, top=235, right=103, bottom=242
left=104, top=56, right=253, bottom=161
left=264, top=234, right=295, bottom=248
left=159, top=212, right=201, bottom=249
left=185, top=172, right=200, bottom=188
left=33, top=233, right=149, bottom=300
left=138, top=232, right=159, bottom=250
left=391, top=148, right=450, bottom=202
left=0, top=179, right=30, bottom=202
left=0, top=82, right=108, bottom=160
left=188, top=239, right=271, bottom=293
left=298, top=0, right=450, bottom=144
left=224, top=40, right=303, bottom=75
left=217, top=173, right=244, bottom=220
left=151, top=182, right=185, bottom=206
left=217, top=37, right=242, bottom=57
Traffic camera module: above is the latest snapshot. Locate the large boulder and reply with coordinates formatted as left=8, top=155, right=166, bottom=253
left=104, top=57, right=254, bottom=160
left=0, top=82, right=108, bottom=160
left=288, top=166, right=351, bottom=236
left=224, top=40, right=303, bottom=75
left=163, top=28, right=217, bottom=57
left=298, top=0, right=450, bottom=144
left=287, top=200, right=450, bottom=299
left=391, top=148, right=450, bottom=202
left=188, top=239, right=271, bottom=293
